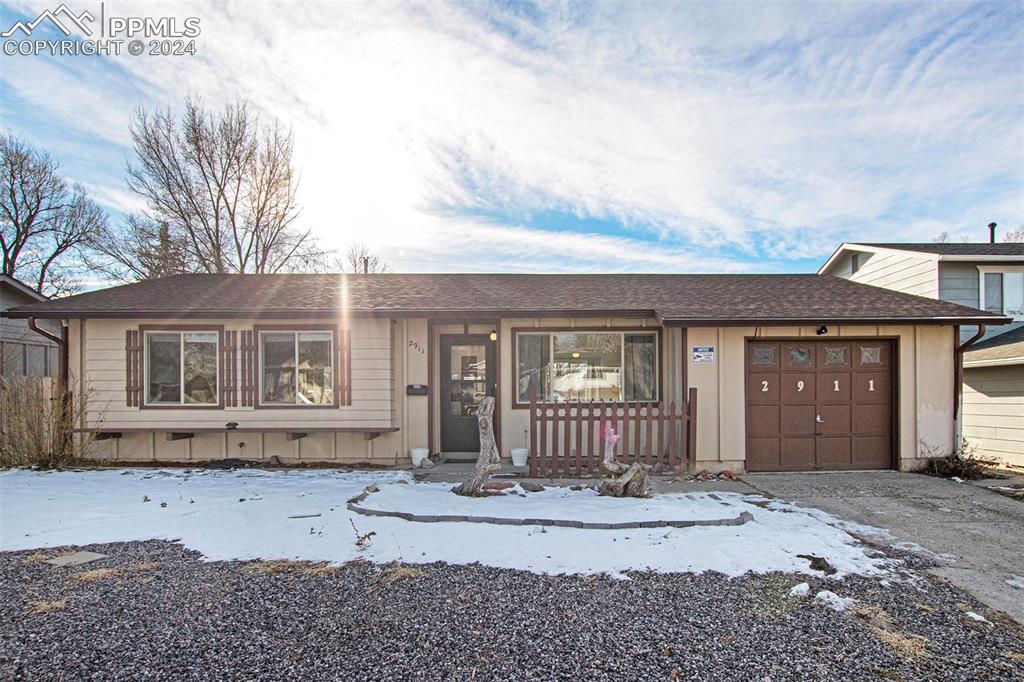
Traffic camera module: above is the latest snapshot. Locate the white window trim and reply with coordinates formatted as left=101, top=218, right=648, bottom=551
left=514, top=330, right=659, bottom=405
left=143, top=330, right=220, bottom=407
left=978, top=265, right=1024, bottom=320
left=258, top=330, right=335, bottom=406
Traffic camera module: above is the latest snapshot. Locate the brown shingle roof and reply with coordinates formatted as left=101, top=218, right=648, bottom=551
left=1, top=273, right=1009, bottom=325
left=964, top=326, right=1024, bottom=365
left=855, top=243, right=1024, bottom=257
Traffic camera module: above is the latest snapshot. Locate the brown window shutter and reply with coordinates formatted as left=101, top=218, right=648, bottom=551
left=240, top=330, right=257, bottom=407
left=337, top=328, right=352, bottom=406
left=125, top=330, right=142, bottom=406
left=221, top=331, right=238, bottom=407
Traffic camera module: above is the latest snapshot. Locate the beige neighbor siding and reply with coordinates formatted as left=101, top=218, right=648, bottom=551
left=962, top=365, right=1024, bottom=467
left=685, top=324, right=956, bottom=473
left=74, top=317, right=405, bottom=464
left=836, top=250, right=939, bottom=298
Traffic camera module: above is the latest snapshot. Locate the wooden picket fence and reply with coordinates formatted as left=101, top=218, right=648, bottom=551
left=527, top=387, right=697, bottom=477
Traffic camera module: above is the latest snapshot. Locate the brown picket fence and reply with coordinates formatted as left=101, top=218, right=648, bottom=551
left=527, top=387, right=697, bottom=477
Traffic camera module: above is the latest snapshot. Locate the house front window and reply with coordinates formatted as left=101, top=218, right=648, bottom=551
left=145, top=331, right=218, bottom=405
left=516, top=330, right=658, bottom=404
left=980, top=267, right=1024, bottom=319
left=260, top=331, right=334, bottom=405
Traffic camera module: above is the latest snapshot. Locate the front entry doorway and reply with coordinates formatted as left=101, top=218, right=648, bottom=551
left=440, top=335, right=496, bottom=453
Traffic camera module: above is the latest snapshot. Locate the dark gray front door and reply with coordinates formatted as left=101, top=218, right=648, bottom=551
left=441, top=335, right=495, bottom=453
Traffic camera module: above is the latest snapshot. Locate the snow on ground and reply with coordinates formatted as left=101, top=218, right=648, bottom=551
left=0, top=468, right=892, bottom=579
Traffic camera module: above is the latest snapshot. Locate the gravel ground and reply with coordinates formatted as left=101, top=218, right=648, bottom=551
left=2, top=541, right=1022, bottom=681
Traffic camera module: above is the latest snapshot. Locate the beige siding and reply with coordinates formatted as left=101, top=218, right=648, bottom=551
left=73, top=316, right=403, bottom=464
left=686, top=324, right=957, bottom=472
left=842, top=251, right=939, bottom=298
left=962, top=365, right=1024, bottom=467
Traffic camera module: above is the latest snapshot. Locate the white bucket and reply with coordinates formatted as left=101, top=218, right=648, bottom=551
left=510, top=448, right=529, bottom=467
left=410, top=448, right=430, bottom=468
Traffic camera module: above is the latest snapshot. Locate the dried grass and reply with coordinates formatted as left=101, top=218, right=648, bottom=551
left=384, top=563, right=424, bottom=584
left=72, top=568, right=121, bottom=582
left=132, top=562, right=161, bottom=572
left=30, top=600, right=66, bottom=614
left=852, top=603, right=929, bottom=659
left=0, top=377, right=94, bottom=469
left=23, top=553, right=49, bottom=564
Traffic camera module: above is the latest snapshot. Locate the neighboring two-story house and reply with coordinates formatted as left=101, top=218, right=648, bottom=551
left=0, top=274, right=59, bottom=379
left=819, top=241, right=1024, bottom=467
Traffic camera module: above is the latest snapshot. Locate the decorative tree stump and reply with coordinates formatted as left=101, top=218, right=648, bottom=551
left=597, top=422, right=653, bottom=498
left=598, top=461, right=653, bottom=498
left=452, top=397, right=501, bottom=497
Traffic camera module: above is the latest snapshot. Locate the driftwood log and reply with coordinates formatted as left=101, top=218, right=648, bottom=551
left=597, top=422, right=653, bottom=498
left=452, top=397, right=501, bottom=496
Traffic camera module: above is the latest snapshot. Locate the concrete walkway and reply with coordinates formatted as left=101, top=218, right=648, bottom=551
left=743, top=471, right=1024, bottom=623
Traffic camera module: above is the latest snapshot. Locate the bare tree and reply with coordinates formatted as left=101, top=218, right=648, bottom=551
left=932, top=231, right=951, bottom=243
left=0, top=133, right=107, bottom=295
left=338, top=242, right=391, bottom=273
left=1003, top=225, right=1024, bottom=243
left=92, top=98, right=323, bottom=278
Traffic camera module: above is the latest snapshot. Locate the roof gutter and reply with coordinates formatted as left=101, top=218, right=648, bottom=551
left=28, top=317, right=68, bottom=392
left=953, top=324, right=986, bottom=420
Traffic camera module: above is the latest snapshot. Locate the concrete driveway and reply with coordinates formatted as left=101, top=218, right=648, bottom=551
left=743, top=471, right=1024, bottom=623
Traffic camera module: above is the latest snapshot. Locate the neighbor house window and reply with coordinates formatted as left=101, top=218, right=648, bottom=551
left=979, top=267, right=1024, bottom=318
left=260, top=331, right=334, bottom=405
left=145, top=331, right=219, bottom=405
left=515, top=330, right=658, bottom=403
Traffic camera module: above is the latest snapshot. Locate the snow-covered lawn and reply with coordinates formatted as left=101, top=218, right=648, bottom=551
left=0, top=468, right=891, bottom=578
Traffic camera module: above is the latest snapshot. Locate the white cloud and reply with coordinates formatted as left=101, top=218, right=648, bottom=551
left=2, top=0, right=1021, bottom=270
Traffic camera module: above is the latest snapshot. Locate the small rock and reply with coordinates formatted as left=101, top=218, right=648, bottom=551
left=364, top=485, right=380, bottom=493
left=519, top=482, right=545, bottom=493
left=419, top=458, right=434, bottom=469
left=268, top=455, right=282, bottom=467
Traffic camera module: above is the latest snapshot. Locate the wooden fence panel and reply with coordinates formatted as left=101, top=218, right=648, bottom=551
left=526, top=388, right=696, bottom=477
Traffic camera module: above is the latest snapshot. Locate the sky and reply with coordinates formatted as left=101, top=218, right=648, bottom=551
left=1, top=0, right=1022, bottom=275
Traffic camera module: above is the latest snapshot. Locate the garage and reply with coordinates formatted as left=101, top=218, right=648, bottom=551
left=745, top=339, right=895, bottom=471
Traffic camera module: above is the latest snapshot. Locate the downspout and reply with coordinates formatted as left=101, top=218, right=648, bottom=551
left=954, top=324, right=986, bottom=421
left=28, top=317, right=68, bottom=392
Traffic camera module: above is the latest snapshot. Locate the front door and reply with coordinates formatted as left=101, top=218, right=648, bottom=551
left=440, top=335, right=496, bottom=453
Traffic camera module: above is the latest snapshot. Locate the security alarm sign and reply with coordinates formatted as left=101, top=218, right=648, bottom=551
left=692, top=346, right=715, bottom=363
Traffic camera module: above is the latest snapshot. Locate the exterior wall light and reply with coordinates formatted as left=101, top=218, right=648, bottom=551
left=489, top=330, right=498, bottom=342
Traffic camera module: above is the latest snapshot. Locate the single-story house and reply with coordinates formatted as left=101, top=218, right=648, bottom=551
left=2, top=273, right=1009, bottom=473
left=819, top=240, right=1024, bottom=467
left=0, top=274, right=60, bottom=378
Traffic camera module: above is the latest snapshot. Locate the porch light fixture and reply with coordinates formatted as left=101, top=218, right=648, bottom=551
left=489, top=330, right=498, bottom=342
left=571, top=351, right=581, bottom=358
left=816, top=325, right=829, bottom=336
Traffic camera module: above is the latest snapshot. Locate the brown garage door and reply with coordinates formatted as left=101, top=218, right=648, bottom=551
left=745, top=339, right=894, bottom=471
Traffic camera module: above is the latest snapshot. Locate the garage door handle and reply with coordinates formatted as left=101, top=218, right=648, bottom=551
left=816, top=414, right=824, bottom=423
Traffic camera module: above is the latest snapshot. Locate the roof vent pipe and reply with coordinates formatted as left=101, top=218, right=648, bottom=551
left=989, top=222, right=997, bottom=243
